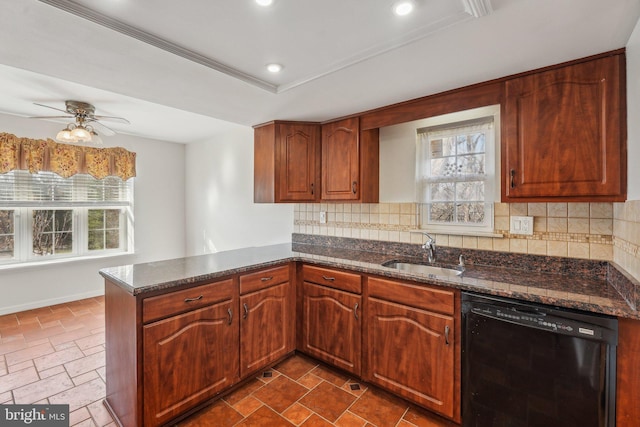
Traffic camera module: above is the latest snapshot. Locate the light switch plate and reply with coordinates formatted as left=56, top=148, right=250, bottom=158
left=510, top=215, right=534, bottom=235
left=319, top=211, right=327, bottom=224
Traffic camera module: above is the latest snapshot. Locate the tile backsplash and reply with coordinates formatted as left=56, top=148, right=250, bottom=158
left=294, top=202, right=614, bottom=261
left=614, top=200, right=640, bottom=280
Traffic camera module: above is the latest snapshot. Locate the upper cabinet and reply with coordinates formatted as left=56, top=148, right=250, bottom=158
left=254, top=121, right=321, bottom=203
left=321, top=117, right=379, bottom=202
left=254, top=118, right=379, bottom=203
left=502, top=53, right=627, bottom=202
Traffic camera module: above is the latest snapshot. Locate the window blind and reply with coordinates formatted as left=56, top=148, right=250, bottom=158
left=0, top=171, right=133, bottom=207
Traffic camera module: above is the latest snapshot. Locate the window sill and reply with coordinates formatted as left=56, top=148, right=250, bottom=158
left=0, top=251, right=135, bottom=271
left=410, top=229, right=504, bottom=238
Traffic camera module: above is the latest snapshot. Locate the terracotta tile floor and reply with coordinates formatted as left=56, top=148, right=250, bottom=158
left=0, top=297, right=458, bottom=427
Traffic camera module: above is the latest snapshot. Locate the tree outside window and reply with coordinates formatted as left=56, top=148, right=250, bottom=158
left=88, top=209, right=121, bottom=251
left=0, top=210, right=14, bottom=259
left=32, top=209, right=73, bottom=256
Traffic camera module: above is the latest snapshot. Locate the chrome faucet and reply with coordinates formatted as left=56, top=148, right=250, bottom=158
left=421, top=232, right=436, bottom=263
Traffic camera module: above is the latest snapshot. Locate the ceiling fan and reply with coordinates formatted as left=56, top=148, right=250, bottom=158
left=30, top=100, right=130, bottom=145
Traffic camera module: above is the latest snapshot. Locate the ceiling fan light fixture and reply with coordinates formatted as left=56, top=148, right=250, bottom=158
left=393, top=0, right=415, bottom=16
left=56, top=125, right=76, bottom=143
left=70, top=126, right=92, bottom=142
left=89, top=130, right=103, bottom=146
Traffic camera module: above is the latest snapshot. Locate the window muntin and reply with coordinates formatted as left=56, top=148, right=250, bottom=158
left=0, top=209, right=14, bottom=260
left=88, top=209, right=122, bottom=251
left=31, top=209, right=74, bottom=257
left=416, top=106, right=499, bottom=233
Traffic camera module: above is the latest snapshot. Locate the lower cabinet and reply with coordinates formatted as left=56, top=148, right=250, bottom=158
left=300, top=265, right=362, bottom=376
left=365, top=277, right=460, bottom=422
left=143, top=300, right=239, bottom=427
left=239, top=265, right=294, bottom=377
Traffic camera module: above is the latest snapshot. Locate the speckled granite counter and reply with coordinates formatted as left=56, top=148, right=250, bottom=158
left=100, top=241, right=640, bottom=320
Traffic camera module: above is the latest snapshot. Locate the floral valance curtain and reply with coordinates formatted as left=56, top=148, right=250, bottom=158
left=0, top=132, right=136, bottom=180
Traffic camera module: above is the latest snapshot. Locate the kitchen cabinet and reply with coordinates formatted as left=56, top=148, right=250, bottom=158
left=239, top=265, right=294, bottom=377
left=364, top=277, right=460, bottom=422
left=300, top=265, right=362, bottom=375
left=254, top=121, right=321, bottom=203
left=142, top=279, right=238, bottom=427
left=503, top=53, right=626, bottom=202
left=321, top=117, right=379, bottom=202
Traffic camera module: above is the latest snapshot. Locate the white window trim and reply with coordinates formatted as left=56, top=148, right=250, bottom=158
left=415, top=105, right=500, bottom=235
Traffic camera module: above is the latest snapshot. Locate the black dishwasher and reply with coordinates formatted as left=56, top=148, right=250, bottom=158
left=462, top=292, right=618, bottom=427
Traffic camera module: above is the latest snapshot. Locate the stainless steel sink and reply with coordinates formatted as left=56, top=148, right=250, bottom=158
left=382, top=261, right=463, bottom=277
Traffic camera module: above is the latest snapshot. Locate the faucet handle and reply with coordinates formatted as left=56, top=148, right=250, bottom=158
left=458, top=254, right=465, bottom=269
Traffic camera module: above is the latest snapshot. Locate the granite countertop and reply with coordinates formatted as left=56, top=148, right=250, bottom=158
left=99, top=242, right=639, bottom=320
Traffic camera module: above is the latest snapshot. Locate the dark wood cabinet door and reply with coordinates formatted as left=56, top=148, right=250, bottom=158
left=143, top=300, right=239, bottom=427
left=503, top=54, right=626, bottom=201
left=321, top=117, right=360, bottom=201
left=366, top=297, right=455, bottom=419
left=240, top=282, right=292, bottom=377
left=302, top=282, right=361, bottom=375
left=277, top=123, right=321, bottom=201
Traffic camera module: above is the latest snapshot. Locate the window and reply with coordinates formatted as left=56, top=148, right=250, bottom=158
left=416, top=105, right=499, bottom=233
left=0, top=171, right=133, bottom=266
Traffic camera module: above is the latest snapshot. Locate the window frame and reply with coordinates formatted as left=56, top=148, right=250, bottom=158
left=415, top=105, right=500, bottom=234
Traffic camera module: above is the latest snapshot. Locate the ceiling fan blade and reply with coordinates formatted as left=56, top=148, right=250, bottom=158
left=92, top=115, right=131, bottom=124
left=28, top=115, right=74, bottom=119
left=87, top=120, right=117, bottom=136
left=33, top=102, right=71, bottom=115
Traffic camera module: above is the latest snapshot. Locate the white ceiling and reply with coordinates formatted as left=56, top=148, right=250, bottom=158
left=0, top=0, right=638, bottom=143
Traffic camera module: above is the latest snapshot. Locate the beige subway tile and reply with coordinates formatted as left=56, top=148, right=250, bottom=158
left=477, top=237, right=494, bottom=250
left=359, top=229, right=369, bottom=239
left=388, top=230, right=400, bottom=242
left=547, top=218, right=568, bottom=233
left=313, top=204, right=321, bottom=212
left=568, top=218, right=589, bottom=234
left=343, top=204, right=352, bottom=214
left=334, top=204, right=344, bottom=213
left=568, top=242, right=590, bottom=259
left=510, top=238, right=528, bottom=253
left=410, top=233, right=423, bottom=244
left=613, top=219, right=626, bottom=238
left=463, top=236, right=478, bottom=249
left=389, top=203, right=400, bottom=214
left=334, top=227, right=343, bottom=237
left=613, top=202, right=624, bottom=220
left=343, top=213, right=352, bottom=223
left=630, top=222, right=640, bottom=244
left=334, top=212, right=344, bottom=222
left=449, top=236, right=463, bottom=248
left=510, top=203, right=528, bottom=216
left=369, top=229, right=379, bottom=240
left=293, top=224, right=300, bottom=233
left=353, top=228, right=362, bottom=238
left=378, top=230, right=389, bottom=241
left=327, top=204, right=336, bottom=213
left=568, top=203, right=590, bottom=218
left=495, top=216, right=510, bottom=231
left=527, top=240, right=547, bottom=255
left=351, top=204, right=361, bottom=214
left=399, top=203, right=413, bottom=215
left=590, top=243, right=613, bottom=261
left=369, top=213, right=380, bottom=224
left=378, top=203, right=390, bottom=214
left=327, top=227, right=335, bottom=236
left=389, top=214, right=401, bottom=225
left=533, top=217, right=547, bottom=233
left=360, top=204, right=370, bottom=214
left=312, top=225, right=320, bottom=235
left=494, top=203, right=510, bottom=216
left=590, top=203, right=613, bottom=219
left=434, top=234, right=449, bottom=247
left=379, top=213, right=390, bottom=225
left=590, top=219, right=613, bottom=235
left=547, top=241, right=568, bottom=257
left=370, top=204, right=380, bottom=214
left=527, top=203, right=547, bottom=217
left=360, top=213, right=370, bottom=224
left=400, top=215, right=414, bottom=226
left=548, top=203, right=568, bottom=217
left=400, top=231, right=412, bottom=243
left=343, top=228, right=352, bottom=238
left=493, top=238, right=510, bottom=252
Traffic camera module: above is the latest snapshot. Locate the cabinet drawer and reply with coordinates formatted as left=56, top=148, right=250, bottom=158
left=143, top=279, right=235, bottom=323
left=368, top=277, right=455, bottom=315
left=302, top=265, right=362, bottom=294
left=239, top=265, right=289, bottom=295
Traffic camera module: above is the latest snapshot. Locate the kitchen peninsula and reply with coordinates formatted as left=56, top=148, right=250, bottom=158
left=100, top=237, right=640, bottom=427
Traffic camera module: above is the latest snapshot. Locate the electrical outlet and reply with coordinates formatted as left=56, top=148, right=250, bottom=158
left=319, top=211, right=327, bottom=224
left=510, top=216, right=534, bottom=235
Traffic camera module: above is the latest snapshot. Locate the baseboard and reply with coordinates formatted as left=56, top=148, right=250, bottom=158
left=0, top=289, right=104, bottom=316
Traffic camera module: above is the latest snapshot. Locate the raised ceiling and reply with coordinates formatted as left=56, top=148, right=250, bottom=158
left=0, top=0, right=638, bottom=142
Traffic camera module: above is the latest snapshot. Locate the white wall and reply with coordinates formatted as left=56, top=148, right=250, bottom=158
left=0, top=113, right=186, bottom=314
left=626, top=16, right=640, bottom=200
left=185, top=126, right=293, bottom=255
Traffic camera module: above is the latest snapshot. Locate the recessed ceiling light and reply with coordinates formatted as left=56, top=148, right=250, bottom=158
left=255, top=0, right=273, bottom=6
left=266, top=63, right=283, bottom=73
left=393, top=0, right=415, bottom=16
